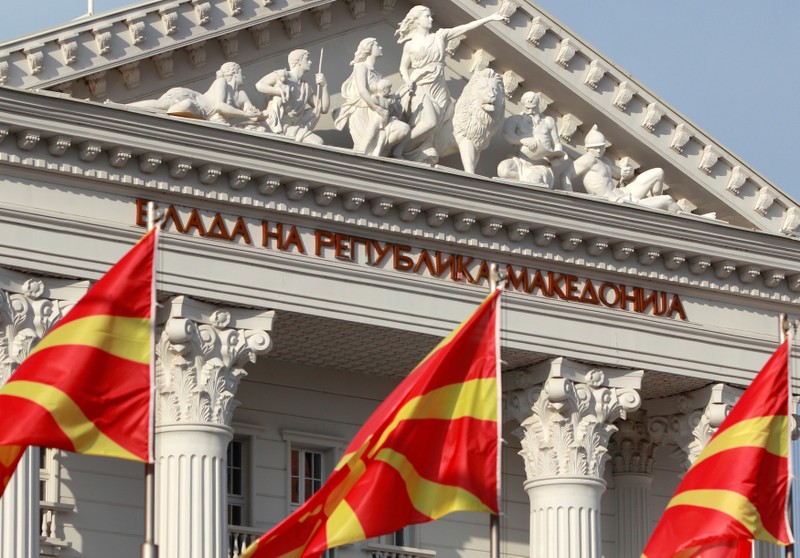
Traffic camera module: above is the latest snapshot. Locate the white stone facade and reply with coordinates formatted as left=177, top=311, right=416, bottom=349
left=0, top=1, right=798, bottom=557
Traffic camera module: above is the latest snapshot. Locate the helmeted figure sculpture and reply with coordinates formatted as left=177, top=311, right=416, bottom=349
left=256, top=49, right=330, bottom=145
left=566, top=125, right=681, bottom=212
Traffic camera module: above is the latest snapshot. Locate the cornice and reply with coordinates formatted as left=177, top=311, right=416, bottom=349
left=1, top=87, right=800, bottom=305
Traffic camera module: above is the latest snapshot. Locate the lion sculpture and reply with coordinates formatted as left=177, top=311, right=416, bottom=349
left=435, top=68, right=506, bottom=174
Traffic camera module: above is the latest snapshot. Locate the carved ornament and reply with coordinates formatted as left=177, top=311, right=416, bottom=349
left=425, top=207, right=448, bottom=228
left=726, top=166, right=749, bottom=195
left=526, top=16, right=548, bottom=46
left=506, top=357, right=642, bottom=480
left=0, top=271, right=87, bottom=386
left=670, top=124, right=693, bottom=153
left=155, top=296, right=274, bottom=426
left=698, top=145, right=720, bottom=174
left=780, top=207, right=800, bottom=236
left=647, top=383, right=741, bottom=472
left=584, top=60, right=607, bottom=89
left=608, top=411, right=657, bottom=475
left=612, top=81, right=637, bottom=111
left=250, top=23, right=271, bottom=49
left=754, top=186, right=777, bottom=216
left=554, top=38, right=577, bottom=68
left=641, top=103, right=663, bottom=132
left=58, top=36, right=79, bottom=65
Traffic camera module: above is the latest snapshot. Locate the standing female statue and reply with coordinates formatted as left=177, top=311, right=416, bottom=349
left=395, top=5, right=506, bottom=163
left=335, top=38, right=410, bottom=158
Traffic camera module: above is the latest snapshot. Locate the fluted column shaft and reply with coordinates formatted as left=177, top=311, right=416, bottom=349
left=154, top=296, right=274, bottom=558
left=156, top=424, right=232, bottom=556
left=0, top=450, right=37, bottom=558
left=506, top=357, right=643, bottom=558
left=526, top=477, right=604, bottom=558
left=614, top=473, right=652, bottom=557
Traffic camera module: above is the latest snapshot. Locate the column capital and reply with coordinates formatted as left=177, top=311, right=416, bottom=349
left=155, top=295, right=275, bottom=427
left=505, top=357, right=643, bottom=480
left=0, top=267, right=88, bottom=385
left=609, top=410, right=657, bottom=475
left=646, top=383, right=742, bottom=471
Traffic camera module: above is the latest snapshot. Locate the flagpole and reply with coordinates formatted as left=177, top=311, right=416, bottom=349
left=782, top=313, right=796, bottom=558
left=488, top=264, right=501, bottom=558
left=142, top=202, right=160, bottom=558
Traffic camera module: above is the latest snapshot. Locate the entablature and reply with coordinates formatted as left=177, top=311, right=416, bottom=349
left=1, top=86, right=800, bottom=306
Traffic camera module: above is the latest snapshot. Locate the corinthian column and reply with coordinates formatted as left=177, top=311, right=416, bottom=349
left=0, top=270, right=87, bottom=558
left=505, top=358, right=642, bottom=558
left=155, top=295, right=274, bottom=558
left=608, top=411, right=658, bottom=558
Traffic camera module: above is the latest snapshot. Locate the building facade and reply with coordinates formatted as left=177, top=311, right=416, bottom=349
left=0, top=1, right=798, bottom=557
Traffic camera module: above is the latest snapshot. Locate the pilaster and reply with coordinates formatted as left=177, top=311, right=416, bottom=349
left=154, top=295, right=274, bottom=558
left=505, top=357, right=642, bottom=558
left=0, top=269, right=87, bottom=558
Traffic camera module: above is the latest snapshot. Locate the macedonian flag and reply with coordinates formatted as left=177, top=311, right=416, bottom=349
left=243, top=289, right=502, bottom=558
left=642, top=340, right=794, bottom=557
left=0, top=228, right=157, bottom=497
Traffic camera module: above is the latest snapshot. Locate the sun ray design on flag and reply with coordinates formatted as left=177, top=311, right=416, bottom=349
left=243, top=289, right=501, bottom=558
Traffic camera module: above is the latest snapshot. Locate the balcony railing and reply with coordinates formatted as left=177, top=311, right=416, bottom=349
left=228, top=525, right=263, bottom=558
left=39, top=500, right=73, bottom=556
left=362, top=543, right=437, bottom=558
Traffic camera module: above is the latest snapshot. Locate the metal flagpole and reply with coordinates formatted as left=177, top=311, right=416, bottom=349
left=87, top=0, right=94, bottom=15
left=488, top=264, right=501, bottom=558
left=781, top=313, right=795, bottom=558
left=142, top=202, right=161, bottom=558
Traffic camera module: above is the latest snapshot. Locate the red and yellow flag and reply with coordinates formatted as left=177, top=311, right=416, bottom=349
left=243, top=289, right=502, bottom=558
left=0, top=228, right=157, bottom=496
left=642, top=341, right=794, bottom=557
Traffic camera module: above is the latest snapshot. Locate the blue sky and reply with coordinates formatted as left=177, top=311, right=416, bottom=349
left=1, top=1, right=797, bottom=200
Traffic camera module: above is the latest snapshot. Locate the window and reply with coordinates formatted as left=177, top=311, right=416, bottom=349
left=227, top=437, right=249, bottom=526
left=281, top=430, right=346, bottom=514
left=290, top=448, right=323, bottom=508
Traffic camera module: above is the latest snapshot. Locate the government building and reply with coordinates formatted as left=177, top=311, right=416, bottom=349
left=0, top=0, right=798, bottom=557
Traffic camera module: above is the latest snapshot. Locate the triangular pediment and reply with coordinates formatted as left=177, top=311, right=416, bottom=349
left=1, top=0, right=797, bottom=236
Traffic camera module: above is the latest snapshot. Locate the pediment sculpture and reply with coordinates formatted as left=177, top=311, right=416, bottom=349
left=129, top=62, right=263, bottom=127
left=124, top=3, right=712, bottom=220
left=566, top=125, right=706, bottom=216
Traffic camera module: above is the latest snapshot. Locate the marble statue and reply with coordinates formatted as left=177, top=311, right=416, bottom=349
left=566, top=125, right=681, bottom=212
left=129, top=62, right=261, bottom=126
left=395, top=4, right=507, bottom=164
left=497, top=91, right=566, bottom=188
left=334, top=38, right=410, bottom=157
left=256, top=49, right=330, bottom=145
left=435, top=68, right=505, bottom=174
